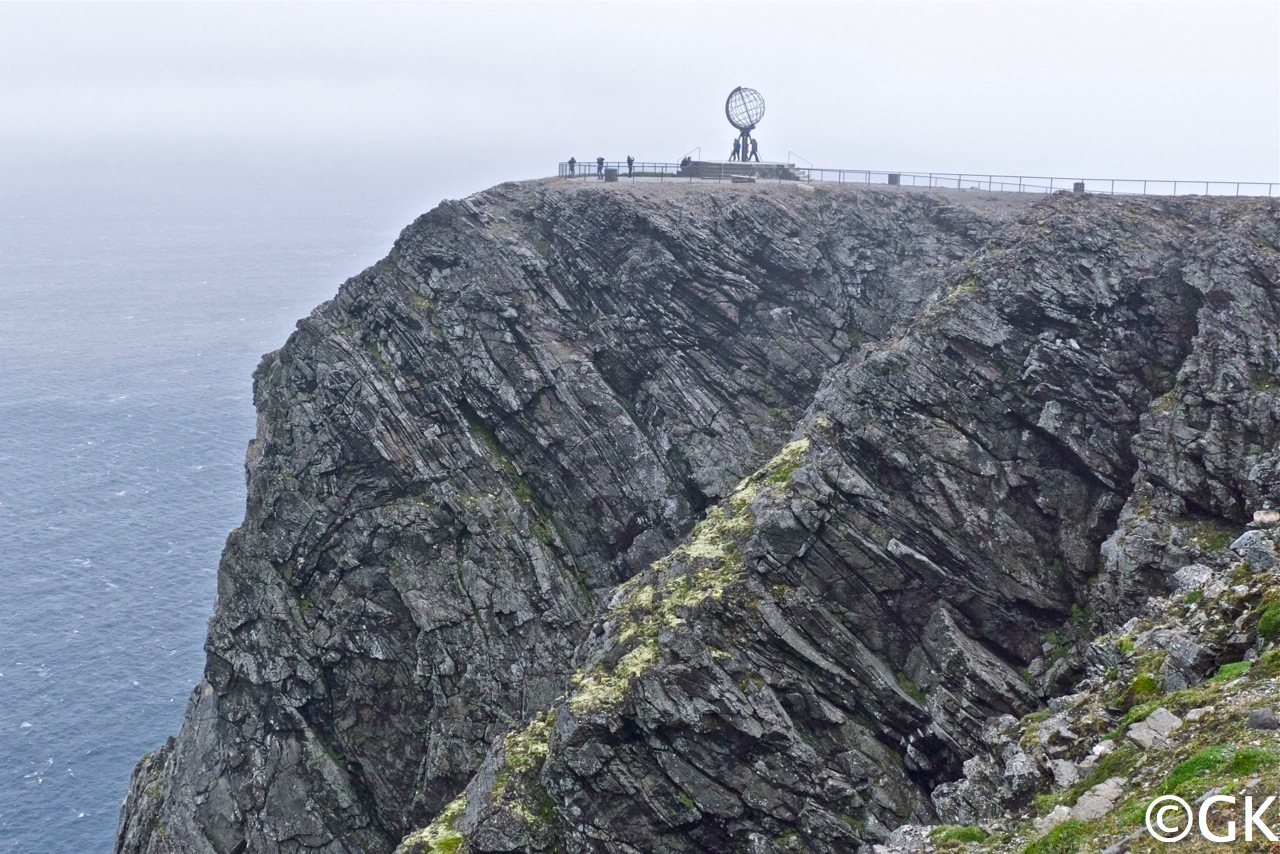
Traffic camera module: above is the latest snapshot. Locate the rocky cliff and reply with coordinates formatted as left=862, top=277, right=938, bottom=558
left=117, top=180, right=1279, bottom=854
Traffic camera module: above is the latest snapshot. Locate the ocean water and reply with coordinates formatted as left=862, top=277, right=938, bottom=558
left=0, top=143, right=469, bottom=852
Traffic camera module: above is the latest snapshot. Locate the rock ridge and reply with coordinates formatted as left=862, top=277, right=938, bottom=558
left=116, top=181, right=1279, bottom=854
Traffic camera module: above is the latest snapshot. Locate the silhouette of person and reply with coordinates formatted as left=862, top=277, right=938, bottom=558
left=627, top=155, right=634, bottom=176
left=730, top=138, right=740, bottom=161
left=568, top=156, right=576, bottom=176
left=597, top=156, right=605, bottom=178
left=750, top=138, right=760, bottom=162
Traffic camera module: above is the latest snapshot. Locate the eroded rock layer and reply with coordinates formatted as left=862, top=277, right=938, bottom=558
left=117, top=181, right=1279, bottom=854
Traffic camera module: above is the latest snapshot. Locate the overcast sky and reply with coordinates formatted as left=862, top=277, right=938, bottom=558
left=1, top=1, right=1276, bottom=194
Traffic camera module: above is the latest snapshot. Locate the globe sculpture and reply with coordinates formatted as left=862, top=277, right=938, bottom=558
left=725, top=87, right=765, bottom=165
left=725, top=87, right=765, bottom=131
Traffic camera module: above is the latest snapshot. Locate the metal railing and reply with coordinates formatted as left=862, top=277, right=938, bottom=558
left=556, top=161, right=1278, bottom=197
left=559, top=161, right=683, bottom=179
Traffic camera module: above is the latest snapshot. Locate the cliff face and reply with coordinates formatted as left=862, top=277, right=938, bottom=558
left=116, top=181, right=1280, bottom=854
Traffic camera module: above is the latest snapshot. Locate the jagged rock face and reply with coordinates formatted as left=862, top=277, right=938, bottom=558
left=396, top=193, right=1279, bottom=853
left=117, top=181, right=1037, bottom=853
left=1098, top=203, right=1280, bottom=616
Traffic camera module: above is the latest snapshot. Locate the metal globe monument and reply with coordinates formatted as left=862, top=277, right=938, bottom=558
left=726, top=86, right=765, bottom=163
left=725, top=86, right=765, bottom=132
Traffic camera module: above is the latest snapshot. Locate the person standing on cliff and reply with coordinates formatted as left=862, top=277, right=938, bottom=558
left=596, top=156, right=605, bottom=178
left=626, top=155, right=634, bottom=176
left=568, top=156, right=576, bottom=176
left=750, top=138, right=760, bottom=162
left=729, top=138, right=740, bottom=161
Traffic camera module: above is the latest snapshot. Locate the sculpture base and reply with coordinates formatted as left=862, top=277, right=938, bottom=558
left=678, top=161, right=801, bottom=181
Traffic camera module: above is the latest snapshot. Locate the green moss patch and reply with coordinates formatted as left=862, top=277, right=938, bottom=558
left=1184, top=519, right=1235, bottom=553
left=567, top=644, right=657, bottom=715
left=1158, top=745, right=1229, bottom=795
left=565, top=439, right=809, bottom=715
left=1127, top=674, right=1159, bottom=701
left=896, top=671, right=926, bottom=704
left=1229, top=747, right=1275, bottom=776
left=1210, top=660, right=1252, bottom=681
left=1257, top=600, right=1280, bottom=641
left=1256, top=649, right=1280, bottom=675
left=487, top=710, right=560, bottom=831
left=400, top=794, right=467, bottom=854
left=497, top=712, right=553, bottom=783
left=1107, top=651, right=1166, bottom=713
left=761, top=438, right=809, bottom=485
left=931, top=824, right=987, bottom=846
left=1023, top=818, right=1085, bottom=854
left=1023, top=708, right=1053, bottom=725
left=1150, top=392, right=1177, bottom=415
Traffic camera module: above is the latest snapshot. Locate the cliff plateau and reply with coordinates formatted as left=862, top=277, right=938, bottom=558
left=117, top=180, right=1280, bottom=853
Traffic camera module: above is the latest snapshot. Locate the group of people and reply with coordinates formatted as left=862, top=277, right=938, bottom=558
left=565, top=156, right=637, bottom=178
left=729, top=135, right=760, bottom=162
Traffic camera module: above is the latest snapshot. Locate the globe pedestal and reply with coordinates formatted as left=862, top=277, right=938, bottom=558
left=677, top=160, right=801, bottom=181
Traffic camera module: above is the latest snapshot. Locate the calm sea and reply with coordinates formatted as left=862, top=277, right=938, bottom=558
left=0, top=141, right=490, bottom=851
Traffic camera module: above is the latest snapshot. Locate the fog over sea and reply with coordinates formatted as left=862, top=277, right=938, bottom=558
left=0, top=142, right=487, bottom=852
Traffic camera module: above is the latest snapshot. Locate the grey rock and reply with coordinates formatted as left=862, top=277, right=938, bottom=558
left=1077, top=739, right=1115, bottom=773
left=1172, top=564, right=1213, bottom=592
left=1136, top=628, right=1212, bottom=691
left=1253, top=509, right=1280, bottom=528
left=1071, top=776, right=1126, bottom=820
left=115, top=183, right=1280, bottom=853
left=882, top=824, right=932, bottom=852
left=1232, top=530, right=1277, bottom=571
left=1050, top=759, right=1080, bottom=788
left=1034, top=805, right=1072, bottom=833
left=1128, top=707, right=1182, bottom=749
left=1101, top=837, right=1138, bottom=854
left=1247, top=708, right=1280, bottom=730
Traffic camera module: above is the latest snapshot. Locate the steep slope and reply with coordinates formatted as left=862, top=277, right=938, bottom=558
left=396, top=193, right=1279, bottom=852
left=117, top=181, right=1039, bottom=853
